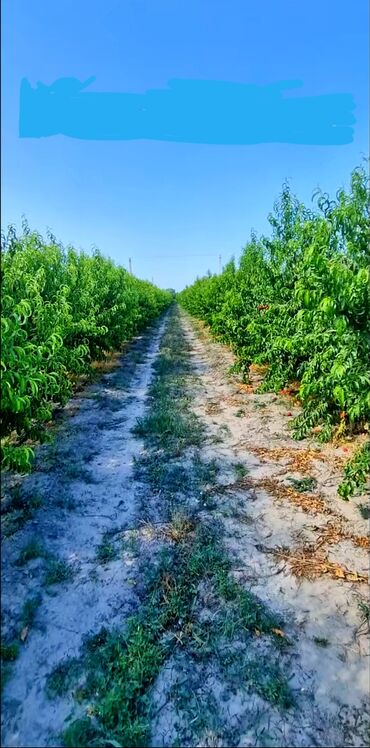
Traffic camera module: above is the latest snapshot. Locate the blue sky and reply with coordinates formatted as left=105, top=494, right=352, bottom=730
left=2, top=0, right=369, bottom=290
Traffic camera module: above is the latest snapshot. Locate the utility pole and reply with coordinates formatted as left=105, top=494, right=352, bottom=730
left=219, top=254, right=222, bottom=273
left=129, top=257, right=132, bottom=274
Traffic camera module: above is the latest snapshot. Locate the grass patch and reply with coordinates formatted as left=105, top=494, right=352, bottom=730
left=1, top=597, right=42, bottom=696
left=64, top=463, right=96, bottom=483
left=135, top=454, right=218, bottom=509
left=63, top=307, right=291, bottom=747
left=163, top=512, right=195, bottom=542
left=46, top=658, right=81, bottom=698
left=218, top=649, right=293, bottom=709
left=16, top=538, right=46, bottom=566
left=64, top=521, right=289, bottom=746
left=250, top=663, right=293, bottom=708
left=121, top=532, right=140, bottom=556
left=133, top=405, right=202, bottom=457
left=96, top=535, right=118, bottom=564
left=233, top=462, right=249, bottom=480
left=358, top=600, right=370, bottom=622
left=1, top=642, right=20, bottom=662
left=132, top=314, right=203, bottom=458
left=313, top=636, right=329, bottom=647
left=21, top=594, right=42, bottom=628
left=63, top=719, right=99, bottom=748
left=1, top=490, right=43, bottom=537
left=1, top=642, right=20, bottom=694
left=288, top=476, right=317, bottom=493
left=44, top=557, right=74, bottom=586
left=359, top=504, right=370, bottom=520
left=2, top=510, right=30, bottom=537
left=1, top=664, right=12, bottom=694
left=4, top=486, right=42, bottom=512
left=27, top=494, right=43, bottom=509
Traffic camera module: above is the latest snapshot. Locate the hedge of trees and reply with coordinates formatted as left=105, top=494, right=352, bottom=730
left=1, top=225, right=171, bottom=470
left=179, top=166, right=370, bottom=498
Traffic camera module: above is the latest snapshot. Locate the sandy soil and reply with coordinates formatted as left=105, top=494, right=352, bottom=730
left=1, top=319, right=167, bottom=747
left=179, top=312, right=369, bottom=746
left=1, top=309, right=369, bottom=748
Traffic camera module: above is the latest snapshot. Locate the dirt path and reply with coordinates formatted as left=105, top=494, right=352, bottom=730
left=1, top=318, right=167, bottom=747
left=180, top=312, right=369, bottom=745
left=1, top=307, right=369, bottom=748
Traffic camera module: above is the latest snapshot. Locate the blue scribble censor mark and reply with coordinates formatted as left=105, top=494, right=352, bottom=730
left=19, top=77, right=355, bottom=145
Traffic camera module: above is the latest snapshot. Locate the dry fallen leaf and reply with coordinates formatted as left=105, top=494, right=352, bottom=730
left=334, top=568, right=345, bottom=579
left=271, top=627, right=285, bottom=637
left=20, top=627, right=28, bottom=642
left=346, top=573, right=361, bottom=582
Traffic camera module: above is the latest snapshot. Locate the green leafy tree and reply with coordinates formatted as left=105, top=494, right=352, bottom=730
left=179, top=166, right=370, bottom=498
left=1, top=227, right=171, bottom=470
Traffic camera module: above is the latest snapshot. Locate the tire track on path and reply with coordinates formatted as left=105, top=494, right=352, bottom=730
left=180, top=310, right=369, bottom=747
left=1, top=315, right=168, bottom=748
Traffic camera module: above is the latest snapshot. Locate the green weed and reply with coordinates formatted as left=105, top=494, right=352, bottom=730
left=288, top=476, right=317, bottom=493
left=2, top=491, right=43, bottom=537
left=44, top=558, right=74, bottom=586
left=313, top=636, right=329, bottom=647
left=338, top=443, right=370, bottom=500
left=62, top=719, right=100, bottom=748
left=46, top=658, right=81, bottom=698
left=1, top=642, right=20, bottom=662
left=233, top=463, right=249, bottom=479
left=64, top=308, right=291, bottom=747
left=21, top=594, right=42, bottom=627
left=96, top=536, right=118, bottom=564
left=16, top=539, right=45, bottom=566
left=359, top=504, right=370, bottom=520
left=358, top=600, right=370, bottom=622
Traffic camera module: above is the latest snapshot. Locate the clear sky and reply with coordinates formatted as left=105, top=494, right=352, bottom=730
left=2, top=0, right=369, bottom=290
